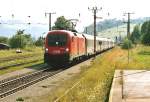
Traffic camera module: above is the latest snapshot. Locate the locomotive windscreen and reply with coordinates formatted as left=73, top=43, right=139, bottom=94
left=47, top=34, right=67, bottom=46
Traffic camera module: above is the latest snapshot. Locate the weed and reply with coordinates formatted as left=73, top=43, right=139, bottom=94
left=16, top=97, right=24, bottom=101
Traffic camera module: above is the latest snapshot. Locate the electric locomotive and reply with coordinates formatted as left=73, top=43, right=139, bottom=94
left=44, top=30, right=114, bottom=66
left=44, top=30, right=86, bottom=65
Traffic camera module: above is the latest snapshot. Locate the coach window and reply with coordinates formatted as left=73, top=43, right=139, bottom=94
left=99, top=41, right=102, bottom=45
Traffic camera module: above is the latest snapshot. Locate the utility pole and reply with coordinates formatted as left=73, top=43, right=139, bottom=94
left=85, top=27, right=88, bottom=34
left=123, top=12, right=134, bottom=39
left=123, top=12, right=134, bottom=64
left=45, top=12, right=56, bottom=31
left=88, top=6, right=102, bottom=55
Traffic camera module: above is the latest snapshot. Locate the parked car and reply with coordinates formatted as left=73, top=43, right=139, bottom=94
left=0, top=43, right=10, bottom=50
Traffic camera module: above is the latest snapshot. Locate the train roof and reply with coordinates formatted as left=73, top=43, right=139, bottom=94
left=82, top=33, right=112, bottom=41
left=47, top=30, right=114, bottom=42
left=48, top=30, right=85, bottom=38
left=47, top=30, right=74, bottom=36
left=82, top=33, right=93, bottom=40
left=48, top=30, right=73, bottom=34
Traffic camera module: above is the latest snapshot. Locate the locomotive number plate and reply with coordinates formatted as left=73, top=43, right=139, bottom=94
left=53, top=50, right=61, bottom=54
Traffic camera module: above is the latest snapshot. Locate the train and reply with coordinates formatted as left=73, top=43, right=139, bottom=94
left=44, top=30, right=115, bottom=66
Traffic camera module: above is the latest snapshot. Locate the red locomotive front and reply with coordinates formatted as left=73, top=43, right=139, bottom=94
left=44, top=30, right=72, bottom=65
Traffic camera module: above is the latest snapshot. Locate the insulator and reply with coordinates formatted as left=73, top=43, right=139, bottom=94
left=28, top=22, right=31, bottom=25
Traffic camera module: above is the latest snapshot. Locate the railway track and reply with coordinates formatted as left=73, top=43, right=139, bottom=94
left=0, top=67, right=63, bottom=98
left=0, top=58, right=42, bottom=70
left=0, top=64, right=47, bottom=84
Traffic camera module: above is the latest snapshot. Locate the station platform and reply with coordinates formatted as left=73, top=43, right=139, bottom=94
left=109, top=70, right=150, bottom=102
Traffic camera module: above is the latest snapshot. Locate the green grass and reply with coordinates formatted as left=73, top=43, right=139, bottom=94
left=0, top=47, right=43, bottom=59
left=115, top=45, right=150, bottom=70
left=0, top=47, right=45, bottom=75
left=38, top=45, right=150, bottom=102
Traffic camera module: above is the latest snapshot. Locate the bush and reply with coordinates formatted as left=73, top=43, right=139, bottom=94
left=16, top=97, right=24, bottom=101
left=121, top=38, right=133, bottom=49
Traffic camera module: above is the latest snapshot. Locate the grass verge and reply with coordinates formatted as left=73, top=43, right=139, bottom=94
left=43, top=45, right=150, bottom=102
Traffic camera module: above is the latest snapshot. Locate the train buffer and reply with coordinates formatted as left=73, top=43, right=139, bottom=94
left=109, top=70, right=150, bottom=102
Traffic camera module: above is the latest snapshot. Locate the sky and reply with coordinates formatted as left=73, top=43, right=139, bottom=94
left=0, top=0, right=150, bottom=32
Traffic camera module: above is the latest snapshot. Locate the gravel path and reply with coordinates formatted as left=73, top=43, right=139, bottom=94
left=0, top=59, right=92, bottom=102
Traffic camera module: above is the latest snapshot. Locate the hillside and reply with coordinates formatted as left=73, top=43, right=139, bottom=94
left=97, top=24, right=136, bottom=39
left=84, top=17, right=150, bottom=39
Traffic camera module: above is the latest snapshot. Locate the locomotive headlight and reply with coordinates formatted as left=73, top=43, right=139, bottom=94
left=65, top=48, right=69, bottom=52
left=45, top=48, right=48, bottom=53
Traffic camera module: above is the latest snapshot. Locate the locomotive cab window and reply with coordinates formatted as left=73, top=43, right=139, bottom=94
left=47, top=34, right=67, bottom=46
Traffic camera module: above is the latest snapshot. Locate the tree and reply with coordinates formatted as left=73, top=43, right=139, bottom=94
left=142, top=33, right=150, bottom=45
left=9, top=29, right=34, bottom=48
left=35, top=36, right=43, bottom=46
left=9, top=35, right=26, bottom=48
left=130, top=25, right=141, bottom=44
left=52, top=16, right=72, bottom=30
left=0, top=36, right=8, bottom=44
left=141, top=21, right=150, bottom=45
left=24, top=34, right=34, bottom=46
left=16, top=29, right=25, bottom=35
left=141, top=21, right=149, bottom=35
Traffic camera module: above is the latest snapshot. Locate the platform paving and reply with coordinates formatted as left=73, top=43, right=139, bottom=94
left=109, top=70, right=150, bottom=102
